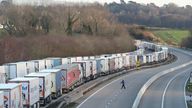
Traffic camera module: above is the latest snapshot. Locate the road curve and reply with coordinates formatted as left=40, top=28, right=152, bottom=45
left=77, top=48, right=192, bottom=108
left=138, top=65, right=191, bottom=108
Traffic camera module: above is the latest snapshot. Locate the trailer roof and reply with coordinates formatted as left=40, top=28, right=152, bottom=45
left=72, top=60, right=89, bottom=63
left=128, top=52, right=138, bottom=55
left=6, top=61, right=26, bottom=65
left=107, top=56, right=116, bottom=59
left=54, top=64, right=78, bottom=70
left=9, top=77, right=38, bottom=82
left=95, top=58, right=105, bottom=60
left=0, top=83, right=20, bottom=89
left=40, top=69, right=61, bottom=73
left=25, top=72, right=51, bottom=77
left=162, top=47, right=168, bottom=50
left=45, top=57, right=61, bottom=60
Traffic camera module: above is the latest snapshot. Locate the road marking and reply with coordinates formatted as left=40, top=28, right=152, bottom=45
left=77, top=76, right=125, bottom=108
left=184, top=76, right=189, bottom=108
left=78, top=48, right=192, bottom=108
left=77, top=69, right=137, bottom=108
left=173, top=48, right=192, bottom=56
left=161, top=67, right=191, bottom=108
left=132, top=61, right=192, bottom=108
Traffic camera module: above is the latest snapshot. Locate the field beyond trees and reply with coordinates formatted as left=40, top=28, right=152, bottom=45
left=152, top=29, right=189, bottom=45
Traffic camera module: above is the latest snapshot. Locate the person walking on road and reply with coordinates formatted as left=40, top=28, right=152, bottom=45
left=121, top=80, right=126, bottom=89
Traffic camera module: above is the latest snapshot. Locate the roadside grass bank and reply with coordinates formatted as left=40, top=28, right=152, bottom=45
left=0, top=35, right=135, bottom=65
left=152, top=29, right=189, bottom=45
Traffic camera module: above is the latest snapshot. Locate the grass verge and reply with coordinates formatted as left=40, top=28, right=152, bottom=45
left=152, top=29, right=189, bottom=45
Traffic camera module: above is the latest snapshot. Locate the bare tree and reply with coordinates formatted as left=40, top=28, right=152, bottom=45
left=65, top=9, right=79, bottom=36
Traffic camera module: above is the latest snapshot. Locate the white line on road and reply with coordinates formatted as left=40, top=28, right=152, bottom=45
left=172, top=48, right=192, bottom=56
left=78, top=48, right=192, bottom=108
left=76, top=74, right=127, bottom=108
left=132, top=61, right=192, bottom=108
left=161, top=67, right=191, bottom=108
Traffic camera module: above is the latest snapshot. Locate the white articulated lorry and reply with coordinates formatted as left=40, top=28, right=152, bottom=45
left=39, top=69, right=63, bottom=99
left=0, top=91, right=3, bottom=108
left=4, top=62, right=28, bottom=80
left=0, top=66, right=6, bottom=83
left=25, top=73, right=52, bottom=105
left=0, top=83, right=23, bottom=108
left=31, top=60, right=46, bottom=72
left=9, top=78, right=40, bottom=108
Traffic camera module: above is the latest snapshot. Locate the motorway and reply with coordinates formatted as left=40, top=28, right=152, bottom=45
left=139, top=66, right=190, bottom=108
left=77, top=48, right=192, bottom=108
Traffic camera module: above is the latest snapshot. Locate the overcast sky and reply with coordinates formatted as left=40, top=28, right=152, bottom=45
left=54, top=0, right=192, bottom=7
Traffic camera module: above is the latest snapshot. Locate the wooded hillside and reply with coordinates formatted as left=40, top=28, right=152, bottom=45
left=106, top=1, right=192, bottom=28
left=0, top=4, right=135, bottom=64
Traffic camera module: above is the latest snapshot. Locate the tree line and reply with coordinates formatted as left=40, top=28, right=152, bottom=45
left=0, top=4, right=135, bottom=64
left=106, top=0, right=192, bottom=29
left=0, top=3, right=126, bottom=37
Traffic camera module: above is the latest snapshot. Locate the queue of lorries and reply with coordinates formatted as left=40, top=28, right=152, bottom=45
left=0, top=41, right=169, bottom=108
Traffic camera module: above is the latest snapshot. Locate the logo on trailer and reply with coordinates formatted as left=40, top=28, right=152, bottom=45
left=22, top=86, right=28, bottom=90
left=61, top=75, right=65, bottom=81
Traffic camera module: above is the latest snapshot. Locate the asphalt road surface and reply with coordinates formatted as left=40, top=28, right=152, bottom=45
left=77, top=48, right=192, bottom=108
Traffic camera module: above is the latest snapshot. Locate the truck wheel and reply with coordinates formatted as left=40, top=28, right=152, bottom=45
left=36, top=102, right=40, bottom=108
left=43, top=100, right=46, bottom=106
left=58, top=90, right=62, bottom=97
left=49, top=96, right=52, bottom=102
